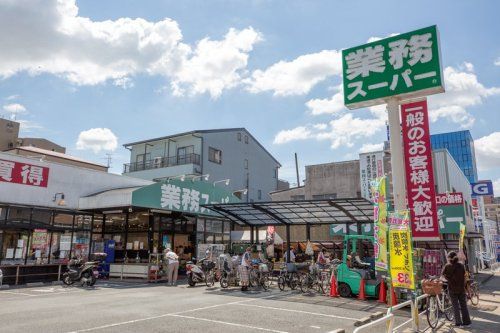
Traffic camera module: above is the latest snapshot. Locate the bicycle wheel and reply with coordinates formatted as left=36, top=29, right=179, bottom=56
left=261, top=273, right=271, bottom=291
left=249, top=269, right=259, bottom=288
left=426, top=296, right=440, bottom=329
left=300, top=274, right=313, bottom=293
left=317, top=274, right=327, bottom=294
left=205, top=271, right=215, bottom=287
left=289, top=273, right=299, bottom=290
left=443, top=293, right=455, bottom=322
left=277, top=276, right=286, bottom=291
left=470, top=284, right=479, bottom=306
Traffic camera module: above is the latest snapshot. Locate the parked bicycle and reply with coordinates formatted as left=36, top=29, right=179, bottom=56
left=423, top=278, right=455, bottom=329
left=466, top=279, right=479, bottom=306
left=277, top=263, right=300, bottom=291
left=299, top=263, right=329, bottom=294
left=249, top=260, right=271, bottom=290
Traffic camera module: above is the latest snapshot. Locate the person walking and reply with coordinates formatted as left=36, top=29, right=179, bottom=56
left=441, top=251, right=471, bottom=327
left=165, top=248, right=179, bottom=286
left=239, top=247, right=251, bottom=291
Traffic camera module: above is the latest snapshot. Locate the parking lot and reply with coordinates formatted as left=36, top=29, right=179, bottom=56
left=0, top=280, right=409, bottom=333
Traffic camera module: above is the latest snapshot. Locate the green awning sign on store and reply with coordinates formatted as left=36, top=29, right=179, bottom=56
left=342, top=25, right=444, bottom=109
left=438, top=204, right=465, bottom=234
left=132, top=179, right=240, bottom=216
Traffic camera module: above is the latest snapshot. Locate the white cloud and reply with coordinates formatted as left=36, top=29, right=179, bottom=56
left=359, top=143, right=384, bottom=153
left=305, top=85, right=345, bottom=115
left=76, top=128, right=118, bottom=153
left=428, top=64, right=500, bottom=127
left=113, top=77, right=134, bottom=89
left=246, top=50, right=342, bottom=96
left=493, top=178, right=500, bottom=196
left=495, top=57, right=500, bottom=66
left=5, top=94, right=19, bottom=100
left=17, top=119, right=43, bottom=132
left=475, top=132, right=500, bottom=171
left=273, top=126, right=312, bottom=144
left=3, top=103, right=27, bottom=114
left=170, top=27, right=262, bottom=98
left=366, top=33, right=399, bottom=43
left=0, top=0, right=261, bottom=98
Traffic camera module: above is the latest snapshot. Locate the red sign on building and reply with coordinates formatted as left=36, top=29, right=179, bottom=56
left=401, top=100, right=439, bottom=240
left=436, top=192, right=464, bottom=206
left=0, top=158, right=49, bottom=187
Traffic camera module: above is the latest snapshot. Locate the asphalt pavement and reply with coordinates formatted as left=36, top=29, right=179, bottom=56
left=0, top=279, right=398, bottom=333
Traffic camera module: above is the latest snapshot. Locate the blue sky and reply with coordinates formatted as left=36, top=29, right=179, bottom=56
left=1, top=0, right=499, bottom=191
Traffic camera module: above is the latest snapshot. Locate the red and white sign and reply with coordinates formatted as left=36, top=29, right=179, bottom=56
left=0, top=158, right=49, bottom=187
left=401, top=100, right=439, bottom=240
left=436, top=192, right=464, bottom=206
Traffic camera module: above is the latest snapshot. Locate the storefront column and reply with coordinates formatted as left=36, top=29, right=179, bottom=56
left=286, top=224, right=291, bottom=264
left=306, top=223, right=311, bottom=241
left=124, top=211, right=129, bottom=259
left=24, top=208, right=34, bottom=265
left=68, top=214, right=76, bottom=259
left=47, top=211, right=55, bottom=264
left=148, top=212, right=154, bottom=253
left=88, top=214, right=94, bottom=259
left=255, top=227, right=259, bottom=243
left=250, top=226, right=254, bottom=244
left=102, top=214, right=106, bottom=239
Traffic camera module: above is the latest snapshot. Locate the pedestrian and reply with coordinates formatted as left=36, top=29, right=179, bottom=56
left=239, top=247, right=251, bottom=291
left=165, top=248, right=179, bottom=286
left=441, top=251, right=471, bottom=328
left=284, top=247, right=296, bottom=263
left=317, top=248, right=327, bottom=269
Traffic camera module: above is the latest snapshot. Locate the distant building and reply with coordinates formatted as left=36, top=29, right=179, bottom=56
left=430, top=130, right=478, bottom=183
left=16, top=138, right=66, bottom=153
left=122, top=128, right=281, bottom=202
left=277, top=179, right=290, bottom=191
left=6, top=146, right=108, bottom=172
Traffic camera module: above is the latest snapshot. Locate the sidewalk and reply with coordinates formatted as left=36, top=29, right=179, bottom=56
left=436, top=271, right=499, bottom=333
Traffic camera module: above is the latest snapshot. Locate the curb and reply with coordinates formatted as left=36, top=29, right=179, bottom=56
left=328, top=330, right=345, bottom=333
left=26, top=282, right=44, bottom=287
left=0, top=284, right=10, bottom=289
left=354, top=316, right=372, bottom=327
left=52, top=281, right=63, bottom=285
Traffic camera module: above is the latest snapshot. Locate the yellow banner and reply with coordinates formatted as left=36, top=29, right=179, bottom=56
left=373, top=177, right=388, bottom=271
left=389, top=220, right=415, bottom=289
left=459, top=223, right=466, bottom=251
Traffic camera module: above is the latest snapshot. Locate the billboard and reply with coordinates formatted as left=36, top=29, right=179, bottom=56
left=359, top=151, right=385, bottom=201
left=471, top=180, right=494, bottom=197
left=0, top=158, right=49, bottom=188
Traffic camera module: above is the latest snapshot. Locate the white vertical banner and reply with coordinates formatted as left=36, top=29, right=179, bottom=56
left=359, top=151, right=385, bottom=201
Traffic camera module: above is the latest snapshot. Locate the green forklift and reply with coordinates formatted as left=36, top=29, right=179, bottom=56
left=336, top=234, right=382, bottom=298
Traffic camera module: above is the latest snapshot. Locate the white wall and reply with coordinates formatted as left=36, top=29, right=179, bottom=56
left=0, top=152, right=152, bottom=210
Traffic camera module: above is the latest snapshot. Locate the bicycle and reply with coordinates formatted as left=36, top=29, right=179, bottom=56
left=249, top=262, right=271, bottom=290
left=466, top=280, right=479, bottom=306
left=299, top=264, right=329, bottom=294
left=424, top=280, right=455, bottom=329
left=277, top=263, right=300, bottom=291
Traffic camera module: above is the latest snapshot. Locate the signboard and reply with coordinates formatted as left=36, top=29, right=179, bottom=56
left=132, top=179, right=240, bottom=216
left=471, top=180, right=494, bottom=197
left=330, top=223, right=372, bottom=236
left=32, top=229, right=48, bottom=250
left=0, top=158, right=49, bottom=187
left=401, top=100, right=439, bottom=240
left=389, top=221, right=415, bottom=290
left=373, top=177, right=388, bottom=271
left=459, top=223, right=466, bottom=252
left=436, top=192, right=463, bottom=206
left=342, top=26, right=443, bottom=109
left=359, top=151, right=385, bottom=200
left=437, top=204, right=465, bottom=234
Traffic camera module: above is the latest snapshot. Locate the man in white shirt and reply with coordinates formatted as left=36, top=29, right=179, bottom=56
left=165, top=248, right=179, bottom=286
left=284, top=248, right=296, bottom=263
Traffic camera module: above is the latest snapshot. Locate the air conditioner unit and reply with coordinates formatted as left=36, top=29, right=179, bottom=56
left=153, top=157, right=162, bottom=168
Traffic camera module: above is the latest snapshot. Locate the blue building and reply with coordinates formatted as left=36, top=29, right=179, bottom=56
left=430, top=130, right=478, bottom=183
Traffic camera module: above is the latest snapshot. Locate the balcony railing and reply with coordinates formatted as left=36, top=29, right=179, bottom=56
left=123, top=153, right=201, bottom=173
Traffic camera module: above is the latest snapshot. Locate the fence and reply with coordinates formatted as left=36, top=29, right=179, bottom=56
left=353, top=294, right=430, bottom=333
left=0, top=264, right=63, bottom=286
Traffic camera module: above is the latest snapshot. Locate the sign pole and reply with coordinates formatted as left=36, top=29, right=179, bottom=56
left=387, top=98, right=407, bottom=211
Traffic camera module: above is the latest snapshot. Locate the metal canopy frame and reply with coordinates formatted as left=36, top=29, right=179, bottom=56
left=203, top=198, right=373, bottom=227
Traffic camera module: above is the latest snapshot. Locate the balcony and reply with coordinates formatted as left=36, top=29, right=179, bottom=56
left=123, top=153, right=201, bottom=173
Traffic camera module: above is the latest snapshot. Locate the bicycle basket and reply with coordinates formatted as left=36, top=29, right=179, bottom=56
left=421, top=279, right=443, bottom=296
left=259, top=263, right=269, bottom=272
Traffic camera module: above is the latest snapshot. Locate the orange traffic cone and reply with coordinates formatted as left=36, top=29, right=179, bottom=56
left=329, top=273, right=339, bottom=297
left=377, top=281, right=387, bottom=303
left=389, top=284, right=398, bottom=306
left=357, top=278, right=366, bottom=300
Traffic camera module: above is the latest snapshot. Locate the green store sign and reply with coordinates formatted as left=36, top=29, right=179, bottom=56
left=438, top=204, right=466, bottom=234
left=342, top=25, right=444, bottom=109
left=132, top=179, right=240, bottom=216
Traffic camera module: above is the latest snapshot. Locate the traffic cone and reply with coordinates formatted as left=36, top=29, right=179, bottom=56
left=329, top=273, right=339, bottom=297
left=377, top=281, right=387, bottom=303
left=389, top=284, right=398, bottom=306
left=357, top=278, right=366, bottom=300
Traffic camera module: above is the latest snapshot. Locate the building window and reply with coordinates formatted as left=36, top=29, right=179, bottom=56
left=273, top=168, right=277, bottom=179
left=258, top=190, right=262, bottom=200
left=244, top=135, right=248, bottom=144
left=291, top=195, right=305, bottom=200
left=209, top=147, right=222, bottom=164
left=237, top=133, right=241, bottom=141
left=244, top=159, right=248, bottom=169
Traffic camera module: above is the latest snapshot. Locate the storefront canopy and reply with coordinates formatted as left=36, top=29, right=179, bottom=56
left=203, top=198, right=373, bottom=226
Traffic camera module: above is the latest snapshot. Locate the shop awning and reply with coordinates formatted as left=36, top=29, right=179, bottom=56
left=203, top=198, right=373, bottom=226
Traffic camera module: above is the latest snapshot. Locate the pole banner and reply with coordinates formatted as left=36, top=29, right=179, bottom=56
left=401, top=99, right=440, bottom=240
left=373, top=176, right=388, bottom=271
left=389, top=213, right=415, bottom=289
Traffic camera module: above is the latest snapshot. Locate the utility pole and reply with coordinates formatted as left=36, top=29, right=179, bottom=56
left=104, top=153, right=112, bottom=168
left=294, top=153, right=300, bottom=187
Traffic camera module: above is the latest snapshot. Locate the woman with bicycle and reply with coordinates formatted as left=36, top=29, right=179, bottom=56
left=441, top=251, right=471, bottom=328
left=239, top=247, right=252, bottom=291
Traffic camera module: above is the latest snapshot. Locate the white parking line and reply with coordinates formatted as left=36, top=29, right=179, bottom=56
left=168, top=314, right=289, bottom=333
left=65, top=293, right=282, bottom=333
left=235, top=303, right=358, bottom=321
left=0, top=290, right=36, bottom=297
